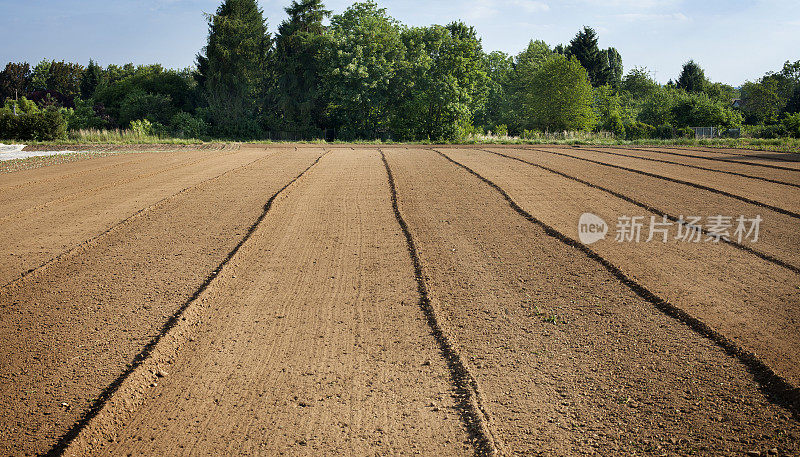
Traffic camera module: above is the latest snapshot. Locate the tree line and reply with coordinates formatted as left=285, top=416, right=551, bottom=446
left=1, top=0, right=799, bottom=141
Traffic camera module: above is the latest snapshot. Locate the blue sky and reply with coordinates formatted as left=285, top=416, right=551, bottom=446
left=1, top=0, right=798, bottom=85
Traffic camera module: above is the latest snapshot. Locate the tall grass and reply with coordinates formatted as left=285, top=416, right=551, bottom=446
left=66, top=128, right=201, bottom=144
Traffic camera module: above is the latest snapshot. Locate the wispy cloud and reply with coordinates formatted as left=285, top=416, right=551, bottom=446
left=615, top=12, right=689, bottom=22
left=509, top=0, right=550, bottom=13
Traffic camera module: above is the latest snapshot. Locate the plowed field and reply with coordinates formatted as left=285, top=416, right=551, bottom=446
left=1, top=145, right=798, bottom=456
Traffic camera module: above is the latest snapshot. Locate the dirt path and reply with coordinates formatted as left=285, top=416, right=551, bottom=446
left=441, top=147, right=800, bottom=388
left=0, top=147, right=324, bottom=456
left=536, top=146, right=800, bottom=215
left=384, top=147, right=800, bottom=456
left=0, top=145, right=269, bottom=286
left=493, top=147, right=800, bottom=271
left=68, top=149, right=473, bottom=456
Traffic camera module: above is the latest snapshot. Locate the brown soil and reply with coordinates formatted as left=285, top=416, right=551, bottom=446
left=0, top=145, right=798, bottom=457
left=0, top=145, right=265, bottom=286
left=595, top=146, right=800, bottom=186
left=0, top=145, right=323, bottom=455
left=654, top=146, right=800, bottom=168
left=440, top=147, right=800, bottom=387
left=539, top=146, right=800, bottom=214
left=495, top=146, right=800, bottom=271
left=385, top=147, right=799, bottom=456
left=67, top=149, right=473, bottom=456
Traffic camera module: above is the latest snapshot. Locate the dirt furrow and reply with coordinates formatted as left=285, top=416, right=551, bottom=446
left=442, top=147, right=800, bottom=390
left=67, top=149, right=473, bottom=456
left=384, top=147, right=800, bottom=456
left=533, top=146, right=800, bottom=216
left=493, top=146, right=800, bottom=269
left=655, top=146, right=800, bottom=167
left=0, top=148, right=324, bottom=456
left=380, top=150, right=500, bottom=456
left=0, top=146, right=267, bottom=286
left=589, top=146, right=800, bottom=187
left=482, top=147, right=798, bottom=274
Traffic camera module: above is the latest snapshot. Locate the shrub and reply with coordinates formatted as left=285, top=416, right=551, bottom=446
left=119, top=91, right=176, bottom=127
left=655, top=123, right=675, bottom=139
left=600, top=110, right=625, bottom=136
left=0, top=106, right=67, bottom=140
left=129, top=119, right=156, bottom=137
left=782, top=112, right=800, bottom=138
left=676, top=126, right=694, bottom=138
left=169, top=112, right=208, bottom=138
left=494, top=124, right=508, bottom=136
left=64, top=98, right=108, bottom=130
left=625, top=121, right=655, bottom=140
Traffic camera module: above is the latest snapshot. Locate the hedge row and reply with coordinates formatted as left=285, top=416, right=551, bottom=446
left=0, top=108, right=67, bottom=141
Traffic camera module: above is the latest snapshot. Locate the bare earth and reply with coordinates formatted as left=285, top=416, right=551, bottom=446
left=0, top=145, right=798, bottom=456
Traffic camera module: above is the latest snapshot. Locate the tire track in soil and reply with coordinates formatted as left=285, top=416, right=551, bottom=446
left=631, top=146, right=800, bottom=169
left=526, top=146, right=800, bottom=220
left=0, top=149, right=273, bottom=292
left=433, top=148, right=800, bottom=418
left=46, top=150, right=329, bottom=456
left=578, top=146, right=800, bottom=188
left=0, top=147, right=247, bottom=223
left=380, top=150, right=501, bottom=457
left=481, top=148, right=800, bottom=274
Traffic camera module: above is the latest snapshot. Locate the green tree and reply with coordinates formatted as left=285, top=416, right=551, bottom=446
left=324, top=1, right=405, bottom=139
left=621, top=67, right=659, bottom=99
left=523, top=54, right=595, bottom=131
left=785, top=86, right=800, bottom=114
left=506, top=40, right=553, bottom=132
left=474, top=50, right=513, bottom=132
left=593, top=85, right=625, bottom=135
left=0, top=62, right=31, bottom=102
left=600, top=47, right=623, bottom=89
left=271, top=0, right=331, bottom=136
left=119, top=92, right=176, bottom=127
left=676, top=60, right=707, bottom=93
left=80, top=59, right=103, bottom=99
left=196, top=0, right=272, bottom=137
left=564, top=27, right=621, bottom=88
left=393, top=22, right=488, bottom=141
left=43, top=61, right=85, bottom=99
left=638, top=87, right=676, bottom=126
left=93, top=66, right=198, bottom=127
left=741, top=79, right=780, bottom=124
left=30, top=60, right=51, bottom=91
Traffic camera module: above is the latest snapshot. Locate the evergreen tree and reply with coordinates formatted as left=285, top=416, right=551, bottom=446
left=80, top=59, right=102, bottom=99
left=271, top=0, right=331, bottom=136
left=565, top=27, right=622, bottom=88
left=196, top=0, right=272, bottom=137
left=676, top=60, right=707, bottom=93
left=566, top=27, right=603, bottom=85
